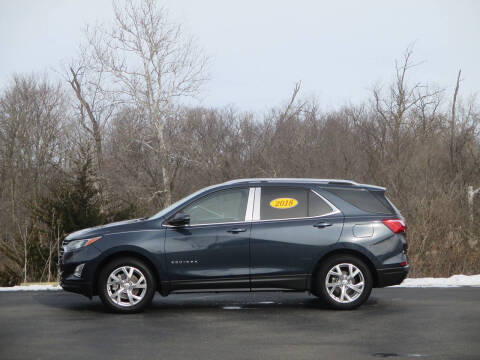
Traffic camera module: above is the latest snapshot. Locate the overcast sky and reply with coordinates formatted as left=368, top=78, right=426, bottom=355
left=1, top=0, right=479, bottom=112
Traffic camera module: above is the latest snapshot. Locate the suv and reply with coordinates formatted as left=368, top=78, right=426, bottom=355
left=60, top=178, right=408, bottom=312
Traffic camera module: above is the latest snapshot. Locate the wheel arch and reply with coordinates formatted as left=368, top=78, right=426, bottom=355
left=93, top=250, right=162, bottom=296
left=310, top=248, right=379, bottom=292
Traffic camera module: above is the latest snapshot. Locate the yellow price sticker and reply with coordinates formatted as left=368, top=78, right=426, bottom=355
left=270, top=198, right=298, bottom=209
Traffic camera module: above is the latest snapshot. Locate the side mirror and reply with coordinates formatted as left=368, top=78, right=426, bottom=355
left=168, top=212, right=190, bottom=227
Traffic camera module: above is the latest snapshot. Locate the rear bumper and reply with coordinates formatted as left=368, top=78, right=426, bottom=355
left=376, top=265, right=409, bottom=287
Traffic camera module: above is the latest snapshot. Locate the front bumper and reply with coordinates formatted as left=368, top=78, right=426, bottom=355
left=376, top=265, right=409, bottom=287
left=60, top=245, right=102, bottom=298
left=60, top=277, right=94, bottom=298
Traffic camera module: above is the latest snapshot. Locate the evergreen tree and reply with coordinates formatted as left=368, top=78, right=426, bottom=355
left=34, top=154, right=106, bottom=238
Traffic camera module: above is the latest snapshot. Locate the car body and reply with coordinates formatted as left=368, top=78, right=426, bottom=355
left=60, top=178, right=409, bottom=312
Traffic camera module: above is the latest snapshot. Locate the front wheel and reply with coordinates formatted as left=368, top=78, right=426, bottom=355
left=314, top=255, right=373, bottom=310
left=98, top=257, right=156, bottom=313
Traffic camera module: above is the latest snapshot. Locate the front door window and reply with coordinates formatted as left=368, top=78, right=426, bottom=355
left=182, top=188, right=249, bottom=225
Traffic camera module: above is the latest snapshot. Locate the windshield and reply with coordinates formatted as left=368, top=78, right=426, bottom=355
left=148, top=184, right=217, bottom=220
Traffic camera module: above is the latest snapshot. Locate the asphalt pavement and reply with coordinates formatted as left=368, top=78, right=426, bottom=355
left=0, top=288, right=479, bottom=360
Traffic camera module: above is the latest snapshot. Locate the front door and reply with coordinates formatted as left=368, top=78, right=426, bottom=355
left=165, top=187, right=253, bottom=291
left=250, top=186, right=344, bottom=290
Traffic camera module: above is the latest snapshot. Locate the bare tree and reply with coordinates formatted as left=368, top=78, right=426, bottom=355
left=280, top=81, right=303, bottom=121
left=65, top=59, right=115, bottom=171
left=0, top=74, right=68, bottom=283
left=85, top=0, right=209, bottom=206
left=369, top=47, right=444, bottom=193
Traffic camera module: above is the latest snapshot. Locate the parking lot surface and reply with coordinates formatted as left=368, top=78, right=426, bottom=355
left=0, top=288, right=479, bottom=360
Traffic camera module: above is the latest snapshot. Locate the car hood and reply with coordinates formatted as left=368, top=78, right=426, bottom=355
left=64, top=218, right=154, bottom=241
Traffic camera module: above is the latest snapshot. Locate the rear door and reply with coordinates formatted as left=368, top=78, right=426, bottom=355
left=250, top=186, right=344, bottom=290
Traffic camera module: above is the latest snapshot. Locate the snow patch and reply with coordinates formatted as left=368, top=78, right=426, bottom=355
left=393, top=274, right=480, bottom=288
left=0, top=284, right=61, bottom=292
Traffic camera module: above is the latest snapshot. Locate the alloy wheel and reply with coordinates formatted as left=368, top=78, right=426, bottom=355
left=325, top=263, right=365, bottom=304
left=106, top=266, right=147, bottom=307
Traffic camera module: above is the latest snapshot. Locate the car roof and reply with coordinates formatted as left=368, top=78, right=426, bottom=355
left=219, top=178, right=386, bottom=191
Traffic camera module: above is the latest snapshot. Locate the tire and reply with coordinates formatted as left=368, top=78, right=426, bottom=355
left=314, top=255, right=373, bottom=310
left=98, top=257, right=156, bottom=313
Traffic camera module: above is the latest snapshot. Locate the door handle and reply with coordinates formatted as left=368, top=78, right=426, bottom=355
left=313, top=222, right=332, bottom=228
left=227, top=228, right=247, bottom=233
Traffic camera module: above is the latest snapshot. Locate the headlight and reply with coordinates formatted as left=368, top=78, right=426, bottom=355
left=63, top=236, right=101, bottom=252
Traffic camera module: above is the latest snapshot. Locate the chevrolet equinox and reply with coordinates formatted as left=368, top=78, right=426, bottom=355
left=60, top=178, right=409, bottom=312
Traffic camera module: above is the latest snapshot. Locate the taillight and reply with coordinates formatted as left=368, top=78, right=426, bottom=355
left=382, top=219, right=407, bottom=234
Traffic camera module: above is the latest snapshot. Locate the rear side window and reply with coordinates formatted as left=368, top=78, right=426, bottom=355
left=309, top=191, right=333, bottom=216
left=260, top=187, right=333, bottom=220
left=328, top=188, right=394, bottom=214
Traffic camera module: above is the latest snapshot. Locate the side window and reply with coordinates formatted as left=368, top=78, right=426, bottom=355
left=309, top=191, right=334, bottom=216
left=182, top=188, right=249, bottom=225
left=327, top=188, right=394, bottom=214
left=260, top=187, right=334, bottom=220
left=260, top=187, right=308, bottom=220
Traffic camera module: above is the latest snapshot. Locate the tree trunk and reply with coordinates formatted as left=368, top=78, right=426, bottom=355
left=450, top=70, right=461, bottom=175
left=156, top=118, right=172, bottom=206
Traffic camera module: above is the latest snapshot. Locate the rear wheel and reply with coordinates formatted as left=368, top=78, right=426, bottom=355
left=314, top=255, right=372, bottom=310
left=98, top=257, right=156, bottom=313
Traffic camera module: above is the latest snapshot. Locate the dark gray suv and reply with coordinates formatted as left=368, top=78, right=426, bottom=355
left=60, top=178, right=408, bottom=312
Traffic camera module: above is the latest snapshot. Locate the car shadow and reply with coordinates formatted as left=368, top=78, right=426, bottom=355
left=32, top=291, right=381, bottom=314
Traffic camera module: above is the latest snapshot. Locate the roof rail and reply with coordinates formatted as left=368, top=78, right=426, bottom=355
left=221, top=178, right=359, bottom=185
left=326, top=180, right=357, bottom=186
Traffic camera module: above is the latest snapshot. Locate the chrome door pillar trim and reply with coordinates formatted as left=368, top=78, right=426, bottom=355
left=245, top=187, right=256, bottom=222
left=253, top=187, right=261, bottom=221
